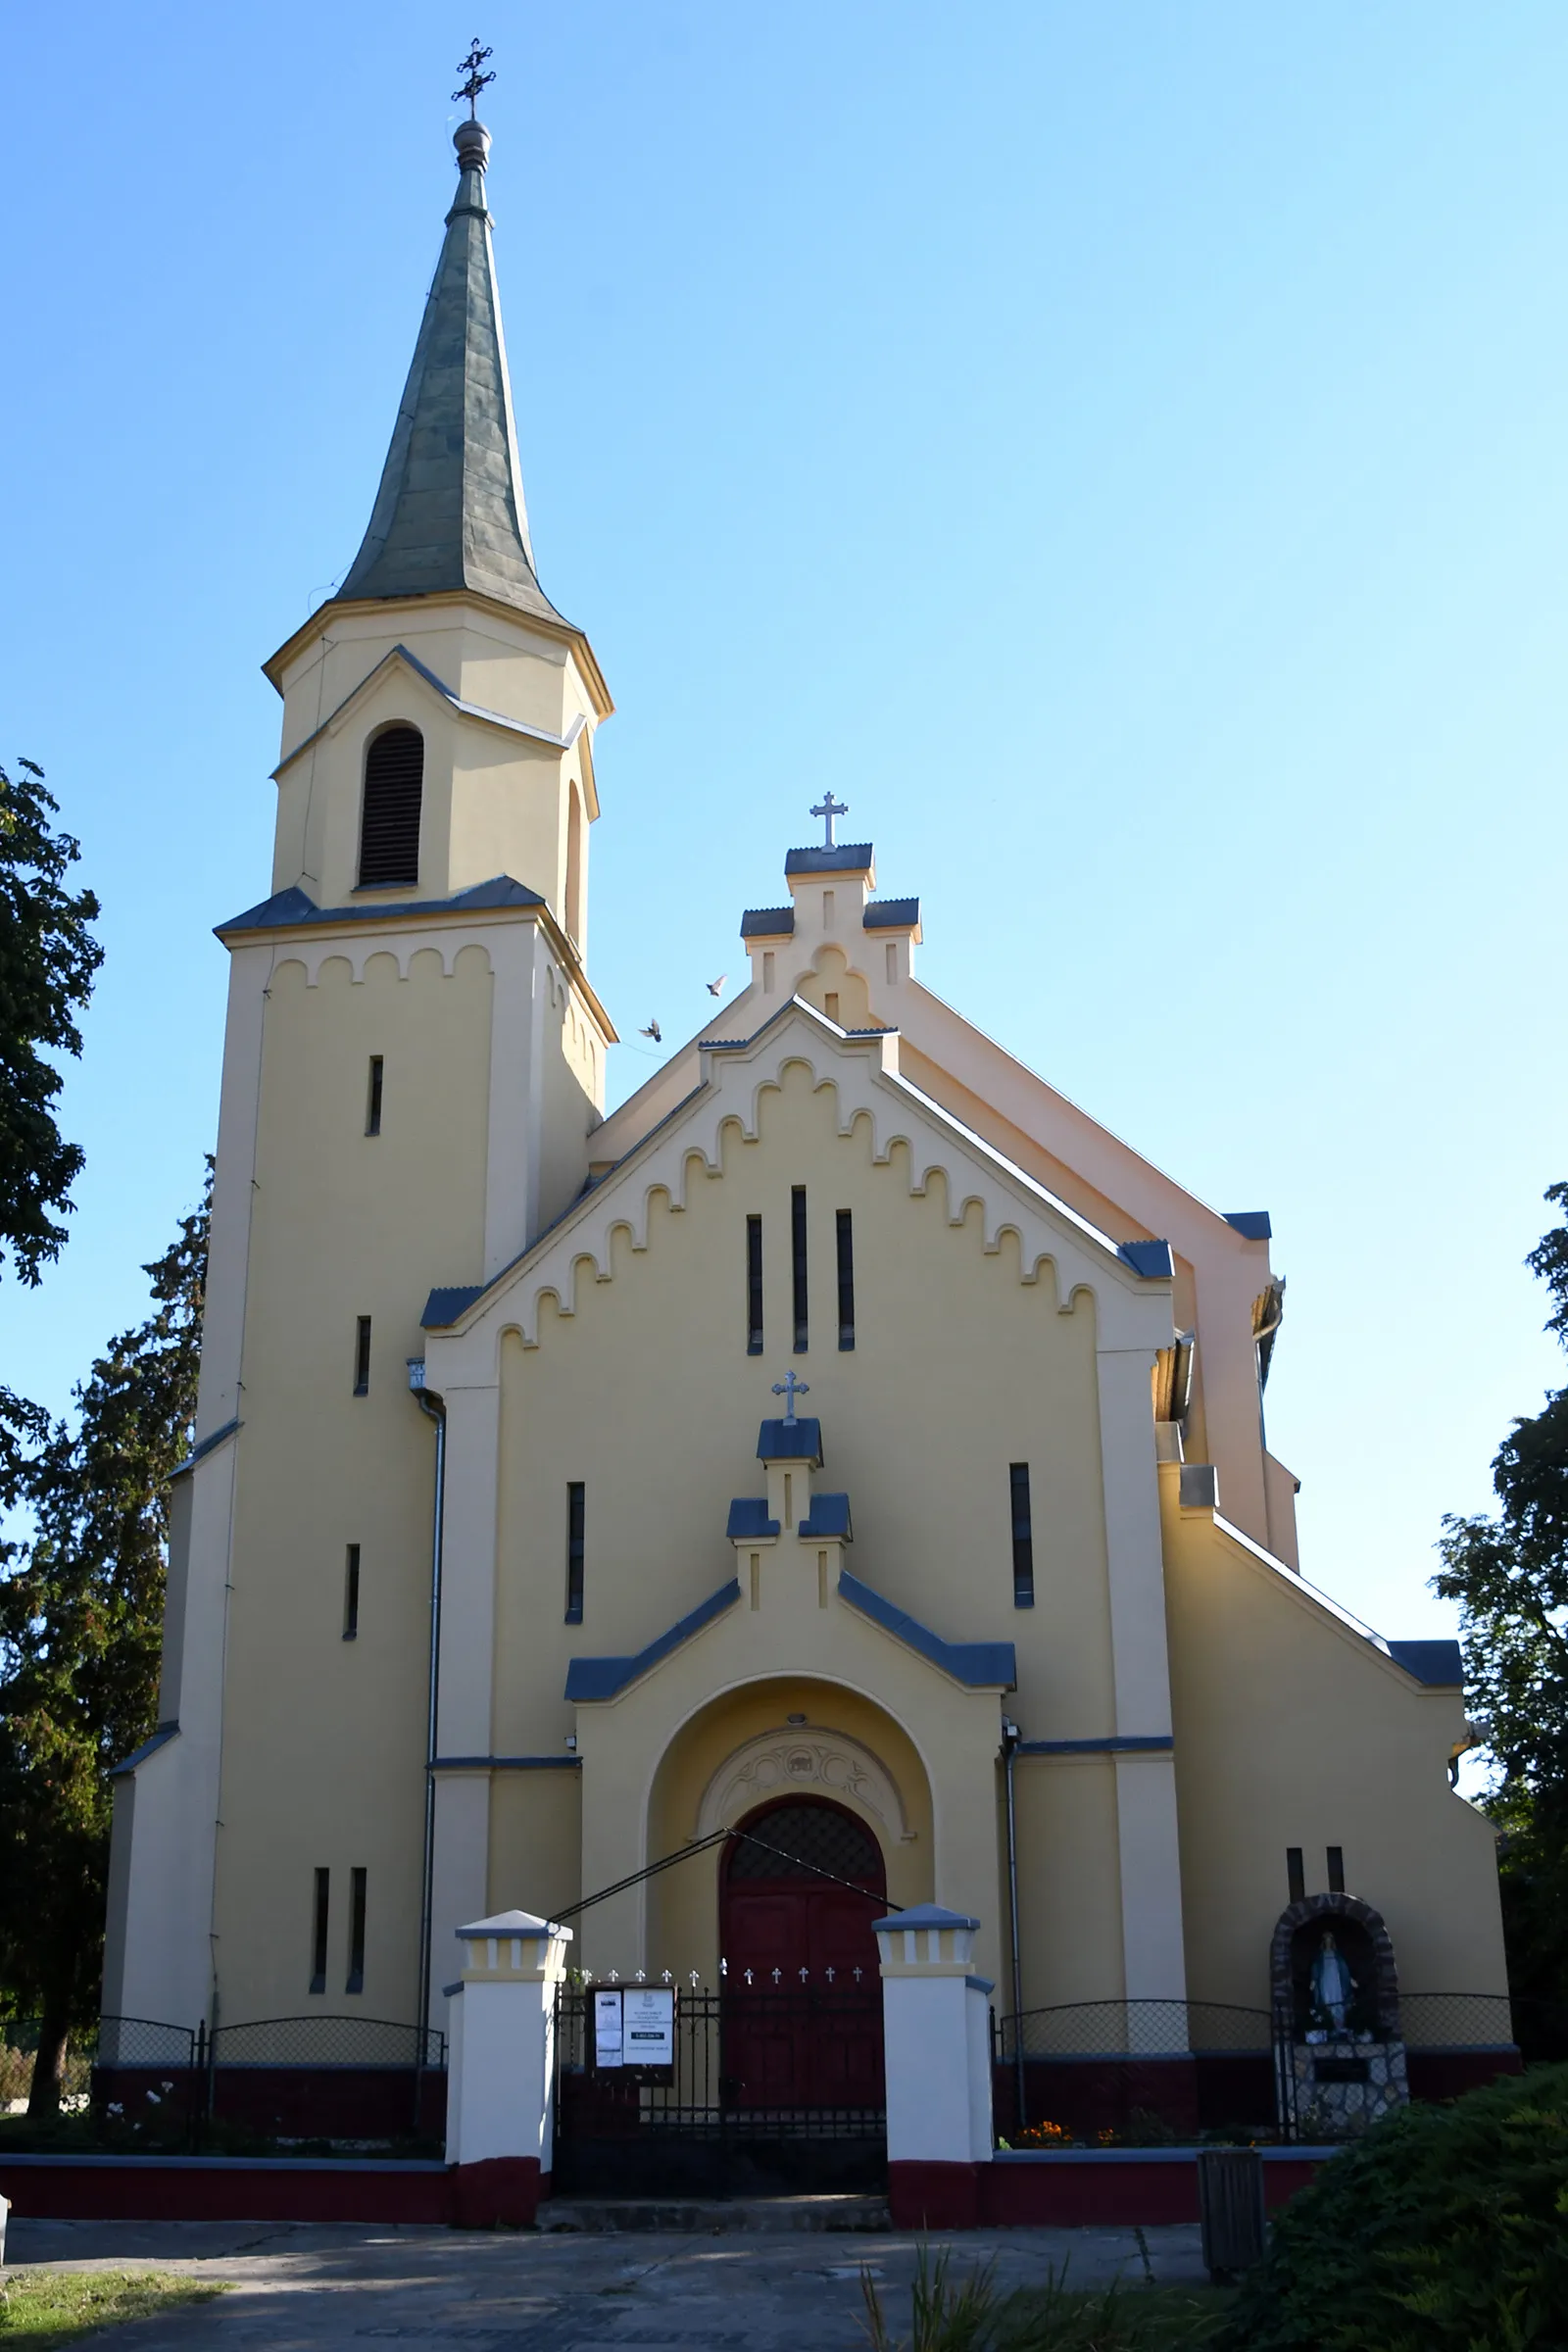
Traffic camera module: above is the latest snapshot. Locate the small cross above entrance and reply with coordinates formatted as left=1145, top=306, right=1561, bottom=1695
left=771, top=1370, right=810, bottom=1425
left=809, top=792, right=849, bottom=849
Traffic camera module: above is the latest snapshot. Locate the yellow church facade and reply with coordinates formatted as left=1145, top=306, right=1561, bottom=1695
left=102, top=114, right=1505, bottom=2098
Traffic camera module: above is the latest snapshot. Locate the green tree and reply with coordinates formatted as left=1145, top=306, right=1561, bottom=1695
left=0, top=1171, right=209, bottom=2112
left=1434, top=1181, right=1568, bottom=2022
left=0, top=758, right=103, bottom=1287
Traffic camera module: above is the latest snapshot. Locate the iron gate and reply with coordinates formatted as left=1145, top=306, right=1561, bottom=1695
left=553, top=1980, right=886, bottom=2196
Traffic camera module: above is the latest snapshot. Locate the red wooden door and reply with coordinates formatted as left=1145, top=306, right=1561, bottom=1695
left=720, top=1799, right=886, bottom=2110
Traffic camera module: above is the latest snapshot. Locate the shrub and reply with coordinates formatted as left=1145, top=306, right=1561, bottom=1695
left=1223, top=2060, right=1568, bottom=2350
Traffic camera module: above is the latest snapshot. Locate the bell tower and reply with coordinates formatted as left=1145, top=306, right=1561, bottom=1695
left=101, top=101, right=616, bottom=2035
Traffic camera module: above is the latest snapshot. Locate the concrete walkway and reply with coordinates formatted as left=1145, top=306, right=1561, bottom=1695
left=4, top=2218, right=1209, bottom=2349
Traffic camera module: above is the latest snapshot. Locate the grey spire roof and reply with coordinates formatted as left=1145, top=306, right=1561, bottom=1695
left=337, top=119, right=566, bottom=626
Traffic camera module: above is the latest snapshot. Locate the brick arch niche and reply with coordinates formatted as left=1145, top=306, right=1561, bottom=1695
left=1271, top=1891, right=1400, bottom=2038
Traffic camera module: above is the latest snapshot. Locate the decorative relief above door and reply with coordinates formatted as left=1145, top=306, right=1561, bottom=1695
left=696, top=1728, right=916, bottom=1843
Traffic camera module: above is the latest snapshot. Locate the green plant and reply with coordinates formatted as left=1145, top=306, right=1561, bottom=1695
left=857, top=2250, right=1228, bottom=2350
left=1222, top=2060, right=1568, bottom=2350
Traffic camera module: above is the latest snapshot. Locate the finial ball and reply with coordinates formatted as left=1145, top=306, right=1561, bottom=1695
left=454, top=117, right=491, bottom=172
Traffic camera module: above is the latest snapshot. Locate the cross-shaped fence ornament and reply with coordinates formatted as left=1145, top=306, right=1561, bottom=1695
left=690, top=1971, right=700, bottom=1988
left=810, top=792, right=849, bottom=849
left=744, top=1968, right=754, bottom=1985
left=771, top=1967, right=782, bottom=1985
left=771, top=1370, right=809, bottom=1426
left=825, top=1966, right=836, bottom=1984
left=853, top=1966, right=863, bottom=1984
left=799, top=1966, right=809, bottom=1984
left=609, top=1968, right=619, bottom=1983
left=635, top=1969, right=647, bottom=1984
left=452, top=38, right=496, bottom=117
left=662, top=1969, right=673, bottom=1985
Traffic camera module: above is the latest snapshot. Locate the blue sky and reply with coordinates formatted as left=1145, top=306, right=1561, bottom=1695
left=1, top=2, right=1564, bottom=1666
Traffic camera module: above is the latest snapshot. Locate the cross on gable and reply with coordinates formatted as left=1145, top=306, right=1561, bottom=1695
left=809, top=792, right=849, bottom=849
left=771, top=1370, right=809, bottom=1425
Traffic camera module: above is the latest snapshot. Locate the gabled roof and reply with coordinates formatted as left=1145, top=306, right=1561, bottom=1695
left=332, top=120, right=566, bottom=630
left=271, top=643, right=587, bottom=781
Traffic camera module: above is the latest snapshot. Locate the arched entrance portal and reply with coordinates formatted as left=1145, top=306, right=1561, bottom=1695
left=722, top=1797, right=886, bottom=2110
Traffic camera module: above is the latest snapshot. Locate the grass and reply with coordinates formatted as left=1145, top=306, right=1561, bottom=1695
left=858, top=2250, right=1234, bottom=2350
left=0, top=2272, right=226, bottom=2347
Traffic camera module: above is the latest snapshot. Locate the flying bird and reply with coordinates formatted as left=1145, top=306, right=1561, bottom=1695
left=639, top=1018, right=662, bottom=1044
left=706, top=975, right=727, bottom=998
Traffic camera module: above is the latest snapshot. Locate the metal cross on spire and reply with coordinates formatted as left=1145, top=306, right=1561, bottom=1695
left=452, top=37, right=496, bottom=117
left=809, top=793, right=849, bottom=849
left=771, top=1371, right=810, bottom=1425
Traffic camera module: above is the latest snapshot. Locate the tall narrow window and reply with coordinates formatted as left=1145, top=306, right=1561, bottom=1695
left=346, top=1867, right=367, bottom=1994
left=353, top=1316, right=372, bottom=1396
left=343, top=1544, right=361, bottom=1639
left=310, top=1868, right=330, bottom=1994
left=366, top=1055, right=384, bottom=1136
left=565, top=1482, right=585, bottom=1624
left=1287, top=1847, right=1305, bottom=1904
left=792, top=1187, right=808, bottom=1352
left=1009, top=1462, right=1035, bottom=1607
left=836, top=1210, right=856, bottom=1350
left=746, top=1216, right=764, bottom=1354
left=358, top=725, right=423, bottom=888
left=1326, top=1845, right=1345, bottom=1894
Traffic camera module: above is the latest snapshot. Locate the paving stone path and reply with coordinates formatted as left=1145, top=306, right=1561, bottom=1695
left=4, top=2218, right=1208, bottom=2350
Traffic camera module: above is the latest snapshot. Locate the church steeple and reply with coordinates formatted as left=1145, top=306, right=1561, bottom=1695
left=336, top=114, right=565, bottom=627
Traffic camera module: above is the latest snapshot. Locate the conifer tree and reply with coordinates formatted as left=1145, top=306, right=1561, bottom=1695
left=0, top=1171, right=209, bottom=2112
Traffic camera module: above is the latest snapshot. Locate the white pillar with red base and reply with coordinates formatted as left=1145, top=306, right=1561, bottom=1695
left=874, top=1903, right=995, bottom=2227
left=445, top=1908, right=571, bottom=2226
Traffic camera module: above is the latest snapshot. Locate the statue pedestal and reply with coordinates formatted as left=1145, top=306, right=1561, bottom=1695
left=1283, top=2034, right=1407, bottom=2136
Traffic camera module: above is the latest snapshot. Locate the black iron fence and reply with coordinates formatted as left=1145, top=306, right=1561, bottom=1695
left=554, top=1982, right=886, bottom=2196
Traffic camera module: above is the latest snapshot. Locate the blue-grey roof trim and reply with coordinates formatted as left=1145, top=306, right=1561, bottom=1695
left=217, top=873, right=546, bottom=938
left=1117, top=1239, right=1175, bottom=1280
left=111, top=1722, right=179, bottom=1779
left=422, top=1284, right=487, bottom=1328
left=170, top=1417, right=242, bottom=1484
left=565, top=1580, right=742, bottom=1701
left=784, top=843, right=874, bottom=875
left=726, top=1497, right=781, bottom=1541
left=872, top=1904, right=980, bottom=1933
left=1017, top=1736, right=1175, bottom=1756
left=432, top=1754, right=583, bottom=1770
left=863, top=898, right=920, bottom=930
left=740, top=906, right=796, bottom=938
left=1224, top=1210, right=1273, bottom=1242
left=757, top=1416, right=823, bottom=1463
left=1386, top=1640, right=1465, bottom=1688
left=799, top=1492, right=852, bottom=1539
left=839, top=1571, right=1016, bottom=1689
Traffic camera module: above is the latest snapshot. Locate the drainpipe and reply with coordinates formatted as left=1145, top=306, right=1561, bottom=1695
left=1001, top=1714, right=1027, bottom=2132
left=408, top=1358, right=447, bottom=2047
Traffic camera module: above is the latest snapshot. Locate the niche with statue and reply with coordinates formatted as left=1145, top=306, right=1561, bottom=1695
left=1270, top=1892, right=1408, bottom=2134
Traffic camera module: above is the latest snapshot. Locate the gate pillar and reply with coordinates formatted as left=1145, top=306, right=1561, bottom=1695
left=874, top=1904, right=994, bottom=2228
left=445, top=1907, right=572, bottom=2226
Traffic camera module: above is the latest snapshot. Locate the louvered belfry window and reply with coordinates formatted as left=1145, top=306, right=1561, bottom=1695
left=358, top=726, right=423, bottom=888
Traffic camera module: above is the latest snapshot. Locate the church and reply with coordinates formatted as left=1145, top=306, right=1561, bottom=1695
left=102, top=107, right=1506, bottom=2116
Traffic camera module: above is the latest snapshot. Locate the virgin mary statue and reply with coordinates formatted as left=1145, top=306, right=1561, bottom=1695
left=1310, top=1930, right=1356, bottom=2033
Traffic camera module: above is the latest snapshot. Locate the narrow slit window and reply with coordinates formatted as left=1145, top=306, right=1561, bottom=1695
left=565, top=1482, right=585, bottom=1624
left=310, top=1868, right=329, bottom=1994
left=1009, top=1462, right=1035, bottom=1607
left=1287, top=1847, right=1305, bottom=1904
left=746, top=1216, right=763, bottom=1355
left=792, top=1187, right=808, bottom=1352
left=1327, top=1845, right=1345, bottom=1894
left=346, top=1867, right=367, bottom=1994
left=358, top=725, right=423, bottom=888
left=353, top=1316, right=371, bottom=1396
left=343, top=1544, right=361, bottom=1639
left=836, top=1210, right=856, bottom=1350
left=823, top=991, right=840, bottom=1023
left=366, top=1055, right=384, bottom=1136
